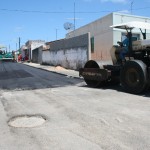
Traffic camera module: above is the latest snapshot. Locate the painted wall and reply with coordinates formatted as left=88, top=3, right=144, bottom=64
left=32, top=45, right=49, bottom=64
left=66, top=12, right=150, bottom=65
left=25, top=40, right=45, bottom=60
left=33, top=13, right=150, bottom=69
left=66, top=13, right=114, bottom=63
left=41, top=33, right=90, bottom=70
left=32, top=48, right=38, bottom=63
left=42, top=47, right=87, bottom=70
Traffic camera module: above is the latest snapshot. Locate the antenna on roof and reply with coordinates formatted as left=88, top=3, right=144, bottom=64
left=131, top=0, right=134, bottom=14
left=64, top=22, right=74, bottom=33
left=74, top=2, right=76, bottom=31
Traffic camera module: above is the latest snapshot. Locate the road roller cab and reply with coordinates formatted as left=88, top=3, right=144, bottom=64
left=79, top=21, right=150, bottom=94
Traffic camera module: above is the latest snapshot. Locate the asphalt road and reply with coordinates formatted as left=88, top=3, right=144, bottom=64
left=0, top=61, right=150, bottom=150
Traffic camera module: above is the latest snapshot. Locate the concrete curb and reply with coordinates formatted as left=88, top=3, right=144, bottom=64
left=23, top=63, right=83, bottom=80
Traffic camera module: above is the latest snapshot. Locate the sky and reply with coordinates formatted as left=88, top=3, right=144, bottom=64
left=1, top=0, right=150, bottom=51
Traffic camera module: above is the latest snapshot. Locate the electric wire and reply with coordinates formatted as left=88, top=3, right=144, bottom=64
left=0, top=6, right=150, bottom=14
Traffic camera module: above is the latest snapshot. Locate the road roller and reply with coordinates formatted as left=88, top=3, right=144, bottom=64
left=79, top=21, right=150, bottom=94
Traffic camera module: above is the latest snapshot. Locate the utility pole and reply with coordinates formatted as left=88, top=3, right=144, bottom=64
left=19, top=37, right=21, bottom=50
left=9, top=45, right=10, bottom=52
left=131, top=0, right=134, bottom=14
left=74, top=2, right=76, bottom=31
left=56, top=29, right=58, bottom=40
left=16, top=43, right=17, bottom=51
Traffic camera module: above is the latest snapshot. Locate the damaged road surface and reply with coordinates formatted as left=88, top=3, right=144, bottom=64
left=0, top=61, right=150, bottom=150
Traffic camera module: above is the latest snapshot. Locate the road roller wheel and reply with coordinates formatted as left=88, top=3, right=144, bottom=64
left=120, top=60, right=148, bottom=94
left=84, top=60, right=104, bottom=87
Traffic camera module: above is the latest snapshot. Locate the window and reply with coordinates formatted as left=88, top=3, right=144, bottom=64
left=121, top=32, right=140, bottom=42
left=91, top=37, right=94, bottom=53
left=132, top=33, right=140, bottom=41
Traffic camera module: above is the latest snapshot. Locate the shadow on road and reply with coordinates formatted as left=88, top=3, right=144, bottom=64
left=80, top=83, right=150, bottom=98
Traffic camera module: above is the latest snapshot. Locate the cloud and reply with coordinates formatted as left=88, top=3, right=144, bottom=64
left=14, top=26, right=24, bottom=33
left=117, top=9, right=130, bottom=13
left=101, top=0, right=127, bottom=3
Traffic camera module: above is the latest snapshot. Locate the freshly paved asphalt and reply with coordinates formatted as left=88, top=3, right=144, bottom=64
left=0, top=61, right=150, bottom=150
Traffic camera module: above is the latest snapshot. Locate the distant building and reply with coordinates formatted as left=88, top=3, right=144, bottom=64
left=20, top=40, right=45, bottom=61
left=66, top=12, right=150, bottom=63
left=25, top=40, right=45, bottom=60
left=20, top=45, right=27, bottom=60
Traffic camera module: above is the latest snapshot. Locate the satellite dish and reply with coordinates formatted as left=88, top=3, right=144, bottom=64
left=64, top=22, right=74, bottom=31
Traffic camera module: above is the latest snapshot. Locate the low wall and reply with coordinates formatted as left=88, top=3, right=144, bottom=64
left=42, top=47, right=87, bottom=70
left=42, top=33, right=90, bottom=70
left=32, top=46, right=43, bottom=64
left=32, top=48, right=38, bottom=63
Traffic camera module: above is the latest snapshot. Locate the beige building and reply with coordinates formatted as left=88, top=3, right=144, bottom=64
left=20, top=40, right=45, bottom=61
left=66, top=12, right=150, bottom=63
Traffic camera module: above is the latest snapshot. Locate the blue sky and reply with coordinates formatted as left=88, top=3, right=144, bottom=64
left=0, top=0, right=150, bottom=51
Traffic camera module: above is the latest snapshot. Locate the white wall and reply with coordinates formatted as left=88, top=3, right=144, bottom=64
left=113, top=13, right=150, bottom=45
left=42, top=47, right=88, bottom=70
left=31, top=43, right=45, bottom=60
left=66, top=12, right=150, bottom=65
left=66, top=13, right=114, bottom=62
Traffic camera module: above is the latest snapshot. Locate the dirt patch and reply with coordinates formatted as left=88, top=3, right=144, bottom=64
left=55, top=66, right=67, bottom=71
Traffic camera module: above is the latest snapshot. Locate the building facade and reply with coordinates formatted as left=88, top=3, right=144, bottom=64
left=25, top=40, right=45, bottom=61
left=66, top=12, right=150, bottom=64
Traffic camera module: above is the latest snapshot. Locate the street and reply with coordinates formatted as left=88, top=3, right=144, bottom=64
left=0, top=61, right=150, bottom=150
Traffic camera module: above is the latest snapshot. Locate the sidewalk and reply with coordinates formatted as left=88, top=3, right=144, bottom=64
left=23, top=62, right=82, bottom=79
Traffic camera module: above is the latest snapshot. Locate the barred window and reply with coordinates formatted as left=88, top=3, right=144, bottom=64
left=91, top=37, right=94, bottom=53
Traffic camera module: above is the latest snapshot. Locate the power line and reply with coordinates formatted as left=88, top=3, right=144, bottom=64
left=0, top=8, right=111, bottom=13
left=0, top=6, right=150, bottom=14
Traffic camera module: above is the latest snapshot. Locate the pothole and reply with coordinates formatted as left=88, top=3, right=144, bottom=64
left=8, top=115, right=46, bottom=128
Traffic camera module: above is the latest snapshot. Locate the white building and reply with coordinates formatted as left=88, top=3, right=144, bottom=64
left=25, top=40, right=45, bottom=61
left=66, top=12, right=150, bottom=63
